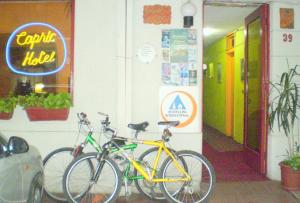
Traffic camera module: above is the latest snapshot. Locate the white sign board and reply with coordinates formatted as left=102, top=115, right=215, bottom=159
left=137, top=43, right=156, bottom=64
left=159, top=86, right=200, bottom=133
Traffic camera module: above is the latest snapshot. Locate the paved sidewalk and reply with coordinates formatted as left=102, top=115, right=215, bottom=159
left=291, top=191, right=300, bottom=202
left=209, top=181, right=298, bottom=203
left=42, top=181, right=299, bottom=203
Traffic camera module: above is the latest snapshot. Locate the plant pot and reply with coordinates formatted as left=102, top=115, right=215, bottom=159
left=25, top=107, right=69, bottom=121
left=0, top=112, right=13, bottom=120
left=280, top=162, right=300, bottom=191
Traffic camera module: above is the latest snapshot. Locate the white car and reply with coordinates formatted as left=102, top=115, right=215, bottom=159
left=0, top=133, right=43, bottom=203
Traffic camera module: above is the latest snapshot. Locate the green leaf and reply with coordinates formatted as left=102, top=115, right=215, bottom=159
left=18, top=92, right=72, bottom=109
left=0, top=96, right=18, bottom=113
left=269, top=61, right=300, bottom=161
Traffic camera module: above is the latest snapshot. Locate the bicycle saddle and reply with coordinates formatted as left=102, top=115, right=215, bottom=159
left=158, top=121, right=180, bottom=127
left=128, top=122, right=149, bottom=132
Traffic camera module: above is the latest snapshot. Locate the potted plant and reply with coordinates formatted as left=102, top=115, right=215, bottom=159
left=18, top=92, right=72, bottom=121
left=269, top=63, right=300, bottom=191
left=0, top=95, right=17, bottom=120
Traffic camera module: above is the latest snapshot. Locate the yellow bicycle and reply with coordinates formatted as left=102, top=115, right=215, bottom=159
left=63, top=120, right=215, bottom=203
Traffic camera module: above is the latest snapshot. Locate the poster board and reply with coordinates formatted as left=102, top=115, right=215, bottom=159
left=161, top=29, right=197, bottom=86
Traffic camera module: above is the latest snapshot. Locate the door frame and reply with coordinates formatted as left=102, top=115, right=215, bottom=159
left=244, top=4, right=270, bottom=175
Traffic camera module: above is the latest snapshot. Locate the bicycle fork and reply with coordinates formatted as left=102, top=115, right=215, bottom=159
left=93, top=152, right=108, bottom=182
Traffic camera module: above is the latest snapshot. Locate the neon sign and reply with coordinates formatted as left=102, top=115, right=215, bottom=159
left=6, top=22, right=67, bottom=76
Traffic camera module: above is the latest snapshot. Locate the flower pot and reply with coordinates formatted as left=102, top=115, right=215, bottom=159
left=0, top=112, right=13, bottom=120
left=280, top=162, right=300, bottom=191
left=25, top=107, right=69, bottom=121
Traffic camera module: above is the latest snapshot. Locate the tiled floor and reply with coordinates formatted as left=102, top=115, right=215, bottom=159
left=210, top=181, right=298, bottom=203
left=42, top=181, right=299, bottom=203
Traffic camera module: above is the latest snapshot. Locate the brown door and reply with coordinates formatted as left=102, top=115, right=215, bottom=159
left=244, top=4, right=269, bottom=174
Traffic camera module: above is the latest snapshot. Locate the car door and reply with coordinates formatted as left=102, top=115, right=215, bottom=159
left=0, top=138, right=25, bottom=203
left=19, top=145, right=43, bottom=201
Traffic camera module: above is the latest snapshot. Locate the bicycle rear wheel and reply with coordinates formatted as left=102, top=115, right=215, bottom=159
left=134, top=147, right=187, bottom=200
left=134, top=147, right=166, bottom=200
left=63, top=152, right=122, bottom=203
left=43, top=147, right=78, bottom=202
left=160, top=150, right=215, bottom=203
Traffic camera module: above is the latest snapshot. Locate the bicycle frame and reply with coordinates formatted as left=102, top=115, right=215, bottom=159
left=84, top=131, right=102, bottom=152
left=83, top=132, right=142, bottom=180
left=109, top=137, right=191, bottom=183
left=81, top=124, right=190, bottom=184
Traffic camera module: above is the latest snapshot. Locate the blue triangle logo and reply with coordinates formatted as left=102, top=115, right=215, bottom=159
left=169, top=95, right=186, bottom=110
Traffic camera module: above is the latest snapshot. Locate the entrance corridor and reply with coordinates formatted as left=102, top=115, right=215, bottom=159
left=203, top=125, right=265, bottom=182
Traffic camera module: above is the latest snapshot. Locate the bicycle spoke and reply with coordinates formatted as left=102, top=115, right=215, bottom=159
left=63, top=153, right=122, bottom=203
left=160, top=151, right=215, bottom=203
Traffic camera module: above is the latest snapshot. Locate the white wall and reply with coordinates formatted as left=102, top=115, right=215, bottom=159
left=0, top=0, right=119, bottom=158
left=267, top=1, right=300, bottom=180
left=0, top=0, right=299, bottom=183
left=0, top=0, right=203, bottom=158
left=124, top=0, right=203, bottom=153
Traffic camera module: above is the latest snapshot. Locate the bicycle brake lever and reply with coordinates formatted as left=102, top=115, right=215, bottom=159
left=80, top=112, right=87, bottom=118
left=98, top=112, right=108, bottom=117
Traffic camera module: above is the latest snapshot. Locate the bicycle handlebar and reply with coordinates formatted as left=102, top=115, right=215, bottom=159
left=98, top=112, right=110, bottom=127
left=77, top=112, right=91, bottom=125
left=104, top=126, right=117, bottom=136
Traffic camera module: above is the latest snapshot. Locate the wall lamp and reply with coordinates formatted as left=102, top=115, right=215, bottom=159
left=181, top=0, right=197, bottom=28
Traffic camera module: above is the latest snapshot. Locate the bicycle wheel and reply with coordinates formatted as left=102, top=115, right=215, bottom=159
left=43, top=147, right=78, bottom=202
left=63, top=152, right=122, bottom=203
left=134, top=147, right=188, bottom=200
left=160, top=150, right=215, bottom=203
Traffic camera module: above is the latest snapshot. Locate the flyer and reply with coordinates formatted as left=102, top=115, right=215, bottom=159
left=162, top=63, right=171, bottom=85
left=162, top=30, right=170, bottom=48
left=161, top=29, right=197, bottom=86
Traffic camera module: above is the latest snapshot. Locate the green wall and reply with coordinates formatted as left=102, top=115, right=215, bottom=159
left=204, top=37, right=227, bottom=134
left=204, top=27, right=245, bottom=144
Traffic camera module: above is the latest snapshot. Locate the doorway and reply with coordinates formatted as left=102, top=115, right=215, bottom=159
left=225, top=33, right=235, bottom=137
left=203, top=2, right=269, bottom=182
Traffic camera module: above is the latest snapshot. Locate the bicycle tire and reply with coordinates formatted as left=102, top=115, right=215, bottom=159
left=134, top=147, right=188, bottom=200
left=63, top=152, right=122, bottom=203
left=159, top=150, right=216, bottom=203
left=43, top=147, right=78, bottom=202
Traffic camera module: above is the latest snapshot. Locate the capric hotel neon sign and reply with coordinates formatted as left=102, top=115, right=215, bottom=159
left=5, top=22, right=67, bottom=76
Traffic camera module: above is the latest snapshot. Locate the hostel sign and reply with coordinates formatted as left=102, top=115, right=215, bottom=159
left=6, top=22, right=67, bottom=76
left=160, top=87, right=200, bottom=132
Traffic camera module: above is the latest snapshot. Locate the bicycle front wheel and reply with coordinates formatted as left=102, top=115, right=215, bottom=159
left=63, top=152, right=122, bottom=203
left=43, top=147, right=77, bottom=202
left=160, top=150, right=215, bottom=203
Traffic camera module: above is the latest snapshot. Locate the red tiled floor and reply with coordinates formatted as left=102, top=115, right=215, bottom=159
left=203, top=141, right=267, bottom=182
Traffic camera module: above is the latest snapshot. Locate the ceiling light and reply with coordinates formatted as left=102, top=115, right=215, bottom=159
left=203, top=27, right=218, bottom=36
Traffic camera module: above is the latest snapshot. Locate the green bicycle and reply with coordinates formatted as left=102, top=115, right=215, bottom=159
left=43, top=112, right=175, bottom=202
left=62, top=116, right=215, bottom=203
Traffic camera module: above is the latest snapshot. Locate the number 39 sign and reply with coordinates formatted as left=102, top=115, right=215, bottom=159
left=283, top=33, right=293, bottom=42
